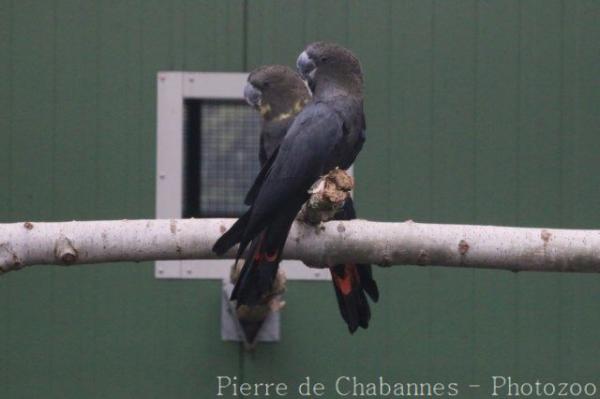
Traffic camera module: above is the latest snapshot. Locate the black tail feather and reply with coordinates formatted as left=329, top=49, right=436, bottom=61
left=328, top=197, right=379, bottom=332
left=231, top=233, right=282, bottom=306
left=230, top=238, right=260, bottom=301
left=212, top=211, right=251, bottom=256
left=330, top=264, right=373, bottom=333
left=357, top=264, right=379, bottom=302
left=230, top=205, right=298, bottom=307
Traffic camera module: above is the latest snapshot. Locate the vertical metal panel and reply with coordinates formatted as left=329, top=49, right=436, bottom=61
left=5, top=2, right=56, bottom=399
left=472, top=0, right=520, bottom=380
left=563, top=0, right=600, bottom=379
left=183, top=0, right=244, bottom=71
left=558, top=2, right=580, bottom=380
left=350, top=0, right=390, bottom=220
left=92, top=3, right=144, bottom=397
left=429, top=0, right=477, bottom=385
left=346, top=0, right=392, bottom=379
left=138, top=5, right=194, bottom=393
left=516, top=0, right=563, bottom=382
left=245, top=0, right=307, bottom=69
left=0, top=0, right=9, bottom=215
left=51, top=2, right=99, bottom=398
left=387, top=0, right=435, bottom=382
left=1, top=1, right=599, bottom=397
left=0, top=2, right=9, bottom=397
left=305, top=0, right=349, bottom=44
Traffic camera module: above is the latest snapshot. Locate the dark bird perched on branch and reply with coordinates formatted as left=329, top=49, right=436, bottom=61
left=213, top=43, right=379, bottom=333
left=244, top=64, right=379, bottom=333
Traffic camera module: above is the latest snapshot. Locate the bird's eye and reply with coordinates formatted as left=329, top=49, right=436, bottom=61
left=262, top=81, right=270, bottom=88
left=320, top=56, right=328, bottom=63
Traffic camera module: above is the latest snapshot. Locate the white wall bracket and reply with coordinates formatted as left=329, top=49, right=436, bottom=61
left=220, top=280, right=281, bottom=348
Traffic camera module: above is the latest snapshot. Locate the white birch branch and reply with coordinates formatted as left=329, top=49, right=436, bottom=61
left=0, top=219, right=599, bottom=275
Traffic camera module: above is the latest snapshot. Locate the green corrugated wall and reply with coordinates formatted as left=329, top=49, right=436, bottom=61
left=1, top=1, right=598, bottom=398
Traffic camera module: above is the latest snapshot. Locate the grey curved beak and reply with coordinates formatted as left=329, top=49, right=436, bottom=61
left=296, top=51, right=316, bottom=80
left=243, top=82, right=261, bottom=108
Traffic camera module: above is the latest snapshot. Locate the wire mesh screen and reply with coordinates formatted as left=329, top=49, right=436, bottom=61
left=183, top=100, right=262, bottom=218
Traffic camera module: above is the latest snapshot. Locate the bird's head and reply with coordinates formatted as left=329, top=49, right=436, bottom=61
left=296, top=42, right=363, bottom=96
left=244, top=65, right=311, bottom=121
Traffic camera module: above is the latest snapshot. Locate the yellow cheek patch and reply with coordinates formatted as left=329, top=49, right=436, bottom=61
left=293, top=99, right=307, bottom=113
left=259, top=103, right=272, bottom=118
left=271, top=100, right=308, bottom=122
left=272, top=111, right=293, bottom=122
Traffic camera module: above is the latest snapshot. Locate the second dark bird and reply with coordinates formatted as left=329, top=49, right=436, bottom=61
left=214, top=43, right=379, bottom=333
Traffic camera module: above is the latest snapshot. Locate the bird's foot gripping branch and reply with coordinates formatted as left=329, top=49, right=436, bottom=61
left=298, top=168, right=354, bottom=226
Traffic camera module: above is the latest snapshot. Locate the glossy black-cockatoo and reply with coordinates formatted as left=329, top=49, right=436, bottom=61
left=214, top=43, right=379, bottom=333
left=243, top=64, right=379, bottom=333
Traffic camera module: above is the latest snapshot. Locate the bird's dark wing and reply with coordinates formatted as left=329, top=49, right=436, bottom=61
left=244, top=146, right=279, bottom=206
left=258, top=133, right=268, bottom=166
left=239, top=102, right=345, bottom=250
left=213, top=102, right=344, bottom=257
left=225, top=102, right=346, bottom=307
left=260, top=117, right=293, bottom=163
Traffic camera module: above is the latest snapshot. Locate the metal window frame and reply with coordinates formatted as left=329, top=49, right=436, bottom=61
left=155, top=71, right=330, bottom=280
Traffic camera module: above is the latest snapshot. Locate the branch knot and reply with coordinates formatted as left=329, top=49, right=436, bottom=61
left=55, top=236, right=78, bottom=265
